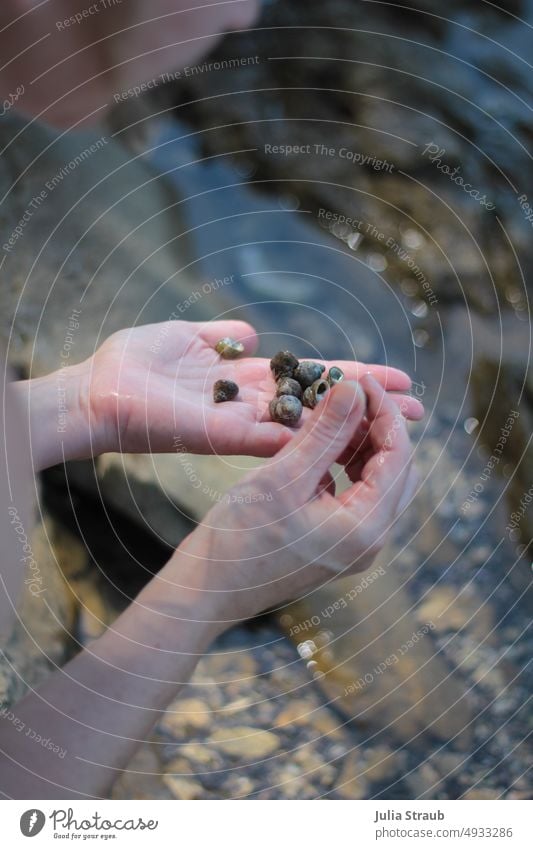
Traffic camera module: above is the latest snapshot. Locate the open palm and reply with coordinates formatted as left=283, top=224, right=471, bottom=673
left=87, top=320, right=423, bottom=458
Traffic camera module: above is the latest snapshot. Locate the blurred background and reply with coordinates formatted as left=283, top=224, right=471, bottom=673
left=1, top=0, right=531, bottom=799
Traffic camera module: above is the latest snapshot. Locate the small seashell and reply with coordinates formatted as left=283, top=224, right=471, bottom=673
left=270, top=350, right=299, bottom=379
left=215, top=337, right=245, bottom=359
left=302, top=378, right=329, bottom=409
left=269, top=394, right=303, bottom=426
left=276, top=377, right=303, bottom=399
left=327, top=366, right=344, bottom=386
left=213, top=379, right=239, bottom=403
left=294, top=361, right=326, bottom=389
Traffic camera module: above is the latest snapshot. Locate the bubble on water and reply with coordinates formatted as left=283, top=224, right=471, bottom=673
left=412, top=328, right=429, bottom=347
left=313, top=670, right=326, bottom=681
left=464, top=417, right=479, bottom=434
left=297, top=640, right=316, bottom=659
left=332, top=221, right=352, bottom=240
left=515, top=544, right=527, bottom=558
left=367, top=253, right=388, bottom=272
left=278, top=193, right=300, bottom=211
left=505, top=287, right=522, bottom=304
left=411, top=300, right=429, bottom=318
left=233, top=160, right=256, bottom=179
left=347, top=231, right=363, bottom=251
left=401, top=228, right=425, bottom=250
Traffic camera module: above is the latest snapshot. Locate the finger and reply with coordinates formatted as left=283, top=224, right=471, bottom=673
left=395, top=465, right=420, bottom=515
left=314, top=361, right=412, bottom=391
left=339, top=375, right=413, bottom=523
left=317, top=471, right=336, bottom=497
left=195, top=320, right=259, bottom=356
left=269, top=380, right=367, bottom=498
left=388, top=393, right=425, bottom=421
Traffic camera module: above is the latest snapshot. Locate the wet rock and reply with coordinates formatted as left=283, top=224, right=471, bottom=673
left=335, top=754, right=369, bottom=799
left=112, top=745, right=171, bottom=800
left=158, top=698, right=212, bottom=736
left=463, top=789, right=502, bottom=800
left=209, top=726, right=280, bottom=759
left=0, top=515, right=79, bottom=709
left=406, top=763, right=445, bottom=799
left=162, top=775, right=206, bottom=800
left=282, top=547, right=473, bottom=746
left=363, top=746, right=407, bottom=783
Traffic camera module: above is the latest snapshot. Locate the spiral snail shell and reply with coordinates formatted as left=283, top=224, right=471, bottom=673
left=302, top=378, right=330, bottom=409
left=215, top=337, right=245, bottom=359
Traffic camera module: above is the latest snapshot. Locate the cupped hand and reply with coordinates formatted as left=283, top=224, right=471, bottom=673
left=85, top=320, right=424, bottom=458
left=156, top=375, right=418, bottom=626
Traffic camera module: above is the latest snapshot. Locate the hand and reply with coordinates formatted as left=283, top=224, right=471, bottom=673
left=85, top=320, right=424, bottom=458
left=0, top=0, right=259, bottom=128
left=152, top=375, right=418, bottom=627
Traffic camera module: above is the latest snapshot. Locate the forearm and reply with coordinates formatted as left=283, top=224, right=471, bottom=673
left=0, top=552, right=220, bottom=799
left=10, top=361, right=99, bottom=472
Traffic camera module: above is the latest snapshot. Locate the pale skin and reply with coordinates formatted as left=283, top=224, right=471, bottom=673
left=0, top=1, right=423, bottom=799
left=0, top=0, right=261, bottom=128
left=1, top=321, right=422, bottom=798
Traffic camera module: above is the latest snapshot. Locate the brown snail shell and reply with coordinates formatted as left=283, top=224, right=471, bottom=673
left=327, top=366, right=344, bottom=386
left=294, top=361, right=326, bottom=389
left=276, top=376, right=303, bottom=399
left=302, top=378, right=329, bottom=409
left=270, top=350, right=299, bottom=379
left=269, top=394, right=303, bottom=426
left=213, top=379, right=239, bottom=402
left=215, top=337, right=245, bottom=359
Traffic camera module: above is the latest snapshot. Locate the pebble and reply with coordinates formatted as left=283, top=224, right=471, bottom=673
left=158, top=698, right=211, bottom=736
left=209, top=726, right=280, bottom=759
left=163, top=775, right=206, bottom=800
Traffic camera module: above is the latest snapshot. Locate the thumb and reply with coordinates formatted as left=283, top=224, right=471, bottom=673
left=273, top=380, right=367, bottom=497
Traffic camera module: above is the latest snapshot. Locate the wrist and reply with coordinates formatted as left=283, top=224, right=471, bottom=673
left=11, top=358, right=107, bottom=471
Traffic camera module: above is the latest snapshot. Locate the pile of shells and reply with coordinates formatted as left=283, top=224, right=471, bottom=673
left=211, top=339, right=344, bottom=427
left=269, top=351, right=344, bottom=426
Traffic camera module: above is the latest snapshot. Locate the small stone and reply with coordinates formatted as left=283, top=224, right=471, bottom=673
left=463, top=788, right=502, bottom=800
left=176, top=744, right=222, bottom=767
left=162, top=775, right=205, bottom=799
left=363, top=746, right=406, bottom=782
left=336, top=754, right=369, bottom=799
left=209, top=726, right=280, bottom=759
left=406, top=763, right=443, bottom=798
left=213, top=379, right=239, bottom=403
left=275, top=700, right=314, bottom=728
left=158, top=698, right=211, bottom=736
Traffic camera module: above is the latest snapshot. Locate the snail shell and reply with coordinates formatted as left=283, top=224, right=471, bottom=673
left=276, top=376, right=303, bottom=399
left=327, top=366, right=345, bottom=386
left=270, top=350, right=299, bottom=379
left=269, top=394, right=303, bottom=426
left=213, top=379, right=239, bottom=402
left=302, top=378, right=329, bottom=409
left=215, top=337, right=245, bottom=359
left=294, top=361, right=326, bottom=389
